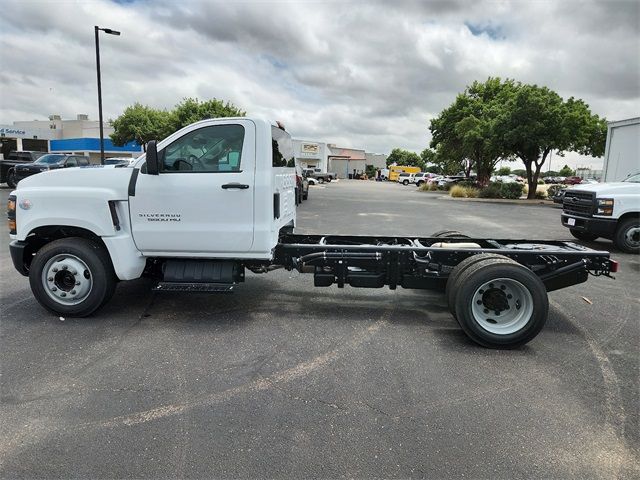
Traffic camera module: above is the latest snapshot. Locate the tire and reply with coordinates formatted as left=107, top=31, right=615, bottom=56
left=570, top=229, right=598, bottom=242
left=318, top=177, right=325, bottom=184
left=430, top=230, right=470, bottom=238
left=452, top=258, right=548, bottom=348
left=416, top=181, right=424, bottom=187
left=403, top=180, right=409, bottom=185
left=7, top=169, right=17, bottom=188
left=326, top=177, right=332, bottom=183
left=613, top=217, right=640, bottom=253
left=446, top=253, right=518, bottom=317
left=29, top=237, right=117, bottom=317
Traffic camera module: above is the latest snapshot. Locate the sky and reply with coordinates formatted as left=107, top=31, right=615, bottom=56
left=1, top=0, right=639, bottom=171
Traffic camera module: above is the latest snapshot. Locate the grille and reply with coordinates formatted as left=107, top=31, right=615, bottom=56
left=563, top=190, right=595, bottom=216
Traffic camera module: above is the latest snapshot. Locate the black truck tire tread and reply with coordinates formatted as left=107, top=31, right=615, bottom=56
left=453, top=259, right=548, bottom=348
left=29, top=237, right=117, bottom=317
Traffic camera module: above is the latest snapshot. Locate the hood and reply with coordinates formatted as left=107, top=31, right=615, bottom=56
left=567, top=182, right=640, bottom=195
left=16, top=165, right=134, bottom=199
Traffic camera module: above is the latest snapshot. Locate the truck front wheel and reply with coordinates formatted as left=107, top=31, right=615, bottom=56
left=29, top=237, right=117, bottom=317
left=318, top=177, right=325, bottom=184
left=614, top=217, right=640, bottom=253
left=452, top=258, right=548, bottom=348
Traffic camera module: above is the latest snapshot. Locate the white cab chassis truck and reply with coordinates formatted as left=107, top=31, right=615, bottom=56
left=8, top=118, right=617, bottom=348
left=561, top=172, right=640, bottom=253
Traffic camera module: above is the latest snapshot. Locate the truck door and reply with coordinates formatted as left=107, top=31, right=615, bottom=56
left=129, top=121, right=255, bottom=254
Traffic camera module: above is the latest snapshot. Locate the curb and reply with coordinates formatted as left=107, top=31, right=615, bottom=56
left=435, top=195, right=555, bottom=206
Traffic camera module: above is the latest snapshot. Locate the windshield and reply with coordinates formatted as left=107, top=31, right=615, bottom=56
left=35, top=154, right=66, bottom=165
left=623, top=173, right=640, bottom=183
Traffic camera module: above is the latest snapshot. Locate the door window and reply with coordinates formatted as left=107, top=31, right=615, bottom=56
left=160, top=124, right=245, bottom=173
left=65, top=157, right=78, bottom=167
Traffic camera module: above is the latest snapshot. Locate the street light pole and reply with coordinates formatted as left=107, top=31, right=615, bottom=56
left=94, top=26, right=120, bottom=165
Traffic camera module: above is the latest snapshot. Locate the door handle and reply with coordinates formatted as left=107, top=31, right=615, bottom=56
left=222, top=183, right=249, bottom=190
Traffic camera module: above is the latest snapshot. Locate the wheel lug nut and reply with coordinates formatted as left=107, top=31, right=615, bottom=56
left=70, top=270, right=77, bottom=275
left=62, top=265, right=67, bottom=270
left=476, top=300, right=482, bottom=305
left=483, top=308, right=489, bottom=314
left=48, top=277, right=53, bottom=282
left=507, top=294, right=512, bottom=299
left=478, top=289, right=484, bottom=294
left=500, top=285, right=506, bottom=290
left=52, top=287, right=57, bottom=292
left=71, top=290, right=76, bottom=295
left=52, top=268, right=58, bottom=272
left=60, top=292, right=66, bottom=297
left=75, top=281, right=81, bottom=286
left=495, top=311, right=500, bottom=316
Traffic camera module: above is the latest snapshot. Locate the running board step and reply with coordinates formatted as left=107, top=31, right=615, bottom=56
left=153, top=282, right=235, bottom=293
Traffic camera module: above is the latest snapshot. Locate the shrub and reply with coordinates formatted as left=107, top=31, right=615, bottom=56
left=450, top=185, right=466, bottom=197
left=479, top=182, right=503, bottom=198
left=429, top=183, right=439, bottom=191
left=500, top=182, right=524, bottom=199
left=535, top=190, right=547, bottom=199
left=450, top=186, right=480, bottom=198
left=457, top=180, right=477, bottom=189
left=547, top=184, right=564, bottom=198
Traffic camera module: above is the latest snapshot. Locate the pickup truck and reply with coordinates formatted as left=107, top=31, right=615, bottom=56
left=303, top=168, right=336, bottom=183
left=7, top=117, right=615, bottom=348
left=1, top=151, right=46, bottom=188
left=561, top=172, right=640, bottom=253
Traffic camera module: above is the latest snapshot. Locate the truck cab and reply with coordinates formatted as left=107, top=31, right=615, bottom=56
left=9, top=118, right=296, bottom=315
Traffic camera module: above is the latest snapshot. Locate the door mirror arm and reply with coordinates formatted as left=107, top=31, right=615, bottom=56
left=146, top=140, right=159, bottom=175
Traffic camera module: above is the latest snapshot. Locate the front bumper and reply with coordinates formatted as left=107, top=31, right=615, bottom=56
left=9, top=240, right=30, bottom=276
left=561, top=213, right=618, bottom=238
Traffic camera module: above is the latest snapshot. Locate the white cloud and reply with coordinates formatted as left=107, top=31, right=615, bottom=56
left=0, top=0, right=638, bottom=169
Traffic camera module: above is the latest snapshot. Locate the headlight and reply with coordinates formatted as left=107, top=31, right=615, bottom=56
left=596, top=198, right=614, bottom=216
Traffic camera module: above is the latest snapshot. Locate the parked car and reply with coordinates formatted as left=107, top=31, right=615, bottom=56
left=580, top=178, right=599, bottom=184
left=13, top=154, right=90, bottom=184
left=412, top=172, right=431, bottom=186
left=295, top=166, right=309, bottom=203
left=397, top=172, right=414, bottom=185
left=426, top=175, right=444, bottom=185
left=437, top=175, right=474, bottom=188
left=564, top=176, right=583, bottom=185
left=491, top=174, right=525, bottom=184
left=104, top=157, right=133, bottom=166
left=303, top=168, right=336, bottom=183
left=1, top=150, right=47, bottom=187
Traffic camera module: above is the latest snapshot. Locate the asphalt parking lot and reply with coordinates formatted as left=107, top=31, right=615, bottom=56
left=1, top=180, right=638, bottom=478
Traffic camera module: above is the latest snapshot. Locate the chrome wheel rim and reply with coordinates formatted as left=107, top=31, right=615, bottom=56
left=41, top=254, right=93, bottom=306
left=625, top=226, right=640, bottom=248
left=470, top=278, right=534, bottom=335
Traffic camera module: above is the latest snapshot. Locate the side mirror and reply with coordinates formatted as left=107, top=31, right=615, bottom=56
left=146, top=140, right=159, bottom=175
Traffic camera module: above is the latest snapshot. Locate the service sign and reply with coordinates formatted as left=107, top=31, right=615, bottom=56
left=300, top=143, right=320, bottom=157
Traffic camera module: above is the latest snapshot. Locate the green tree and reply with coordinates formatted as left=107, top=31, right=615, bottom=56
left=167, top=97, right=246, bottom=134
left=496, top=85, right=607, bottom=198
left=386, top=148, right=425, bottom=170
left=430, top=78, right=515, bottom=185
left=496, top=166, right=512, bottom=175
left=542, top=170, right=559, bottom=177
left=110, top=103, right=169, bottom=152
left=558, top=164, right=575, bottom=177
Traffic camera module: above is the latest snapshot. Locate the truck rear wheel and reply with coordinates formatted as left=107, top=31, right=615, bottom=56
left=570, top=229, right=598, bottom=242
left=29, top=237, right=117, bottom=317
left=452, top=259, right=548, bottom=348
left=430, top=230, right=469, bottom=238
left=318, top=177, right=324, bottom=184
left=446, top=253, right=517, bottom=317
left=613, top=217, right=640, bottom=253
